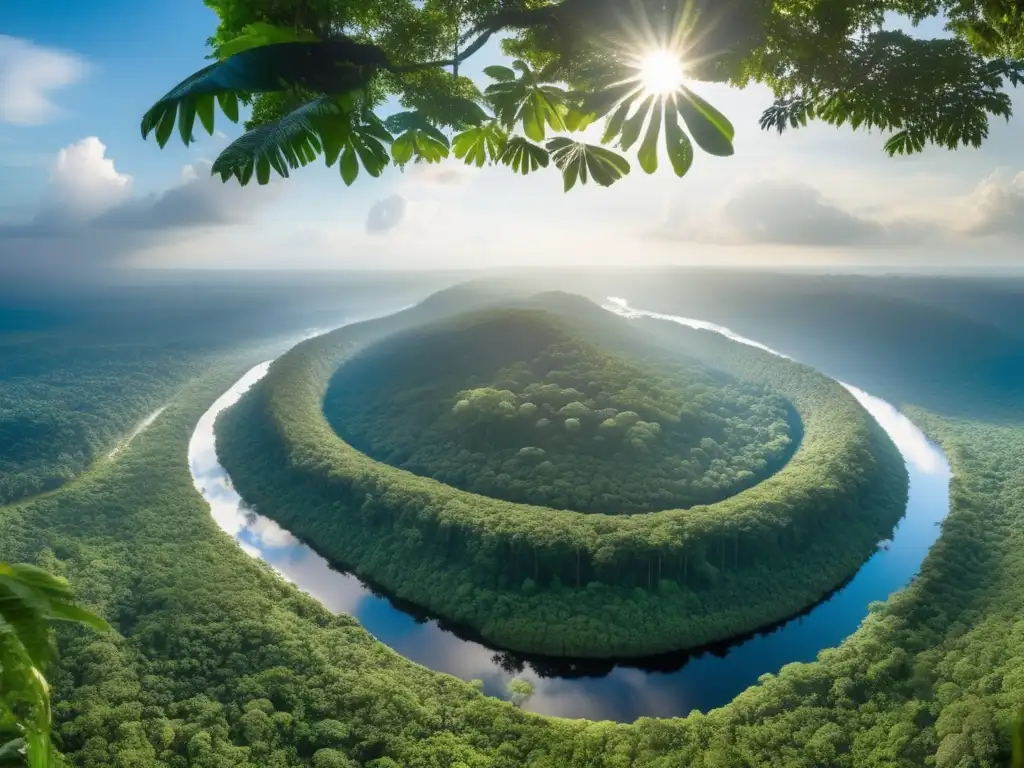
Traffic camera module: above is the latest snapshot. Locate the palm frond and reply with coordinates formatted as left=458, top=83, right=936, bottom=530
left=142, top=39, right=389, bottom=148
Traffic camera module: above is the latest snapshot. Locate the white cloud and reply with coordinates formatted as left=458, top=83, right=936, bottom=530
left=99, top=159, right=281, bottom=230
left=0, top=138, right=284, bottom=278
left=35, top=137, right=132, bottom=226
left=953, top=169, right=1024, bottom=238
left=0, top=36, right=87, bottom=125
left=656, top=171, right=1024, bottom=249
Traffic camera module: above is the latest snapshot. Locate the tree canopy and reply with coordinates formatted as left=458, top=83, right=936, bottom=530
left=324, top=308, right=795, bottom=514
left=141, top=0, right=1024, bottom=192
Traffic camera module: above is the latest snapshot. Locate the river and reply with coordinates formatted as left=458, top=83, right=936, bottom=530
left=187, top=300, right=950, bottom=722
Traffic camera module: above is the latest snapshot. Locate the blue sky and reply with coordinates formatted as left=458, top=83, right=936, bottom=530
left=1, top=1, right=220, bottom=201
left=2, top=2, right=1024, bottom=276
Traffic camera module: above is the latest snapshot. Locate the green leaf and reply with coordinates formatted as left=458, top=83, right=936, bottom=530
left=484, top=65, right=516, bottom=82
left=619, top=95, right=654, bottom=152
left=353, top=133, right=389, bottom=177
left=602, top=98, right=636, bottom=144
left=546, top=138, right=630, bottom=190
left=411, top=133, right=449, bottom=163
left=217, top=92, right=239, bottom=123
left=564, top=109, right=595, bottom=132
left=637, top=103, right=662, bottom=174
left=384, top=111, right=447, bottom=144
left=677, top=86, right=734, bottom=157
left=211, top=96, right=342, bottom=185
left=663, top=105, right=694, bottom=177
left=452, top=122, right=507, bottom=167
left=582, top=80, right=642, bottom=120
left=0, top=581, right=51, bottom=669
left=391, top=134, right=415, bottom=167
left=195, top=94, right=215, bottom=136
left=498, top=137, right=549, bottom=175
left=142, top=40, right=385, bottom=147
left=520, top=98, right=546, bottom=141
left=340, top=146, right=359, bottom=185
left=45, top=602, right=109, bottom=633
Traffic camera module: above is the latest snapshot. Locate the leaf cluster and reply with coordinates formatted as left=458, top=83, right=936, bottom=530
left=141, top=0, right=1024, bottom=194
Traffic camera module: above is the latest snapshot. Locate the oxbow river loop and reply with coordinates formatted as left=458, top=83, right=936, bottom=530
left=188, top=301, right=951, bottom=722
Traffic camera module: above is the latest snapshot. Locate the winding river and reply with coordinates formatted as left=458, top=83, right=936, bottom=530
left=187, top=300, right=951, bottom=722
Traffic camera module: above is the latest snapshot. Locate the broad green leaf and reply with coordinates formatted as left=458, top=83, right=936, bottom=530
left=391, top=134, right=415, bottom=166
left=142, top=41, right=385, bottom=147
left=664, top=105, right=694, bottom=177
left=384, top=111, right=449, bottom=146
left=211, top=97, right=341, bottom=185
left=498, top=137, right=549, bottom=175
left=484, top=65, right=516, bottom=82
left=340, top=146, right=359, bottom=185
left=677, top=86, right=734, bottom=157
left=619, top=95, right=654, bottom=151
left=602, top=98, right=636, bottom=144
left=638, top=104, right=663, bottom=174
left=486, top=66, right=568, bottom=141
left=217, top=92, right=239, bottom=123
left=412, top=133, right=449, bottom=163
left=564, top=109, right=595, bottom=132
left=563, top=152, right=583, bottom=192
left=521, top=98, right=546, bottom=141
left=0, top=580, right=51, bottom=669
left=353, top=134, right=389, bottom=177
left=452, top=122, right=506, bottom=167
left=195, top=94, right=215, bottom=136
left=582, top=80, right=642, bottom=119
left=547, top=138, right=630, bottom=190
left=45, top=601, right=109, bottom=632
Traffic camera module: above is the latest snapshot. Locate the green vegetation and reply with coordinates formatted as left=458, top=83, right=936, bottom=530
left=0, top=279, right=1023, bottom=765
left=141, top=0, right=1024, bottom=196
left=0, top=563, right=108, bottom=768
left=0, top=335, right=205, bottom=506
left=325, top=309, right=794, bottom=514
left=216, top=294, right=906, bottom=656
left=0, top=278, right=402, bottom=508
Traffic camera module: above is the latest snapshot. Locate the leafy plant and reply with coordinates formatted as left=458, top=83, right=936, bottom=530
left=0, top=563, right=109, bottom=768
left=141, top=0, right=1024, bottom=192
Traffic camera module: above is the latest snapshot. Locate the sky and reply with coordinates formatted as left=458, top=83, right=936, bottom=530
left=2, top=1, right=1024, bottom=279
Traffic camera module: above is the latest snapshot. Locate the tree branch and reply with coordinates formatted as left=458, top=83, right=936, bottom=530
left=388, top=28, right=496, bottom=73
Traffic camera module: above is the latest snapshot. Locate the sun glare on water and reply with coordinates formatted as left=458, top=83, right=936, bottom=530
left=638, top=49, right=685, bottom=95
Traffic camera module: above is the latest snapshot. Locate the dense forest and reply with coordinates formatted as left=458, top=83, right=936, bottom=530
left=325, top=309, right=794, bottom=514
left=0, top=276, right=1022, bottom=766
left=0, top=277, right=435, bottom=507
left=216, top=291, right=907, bottom=656
left=0, top=334, right=201, bottom=504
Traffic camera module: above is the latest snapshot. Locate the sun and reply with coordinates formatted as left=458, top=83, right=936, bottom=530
left=637, top=49, right=685, bottom=95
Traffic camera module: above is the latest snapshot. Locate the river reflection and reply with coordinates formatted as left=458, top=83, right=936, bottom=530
left=187, top=302, right=951, bottom=722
